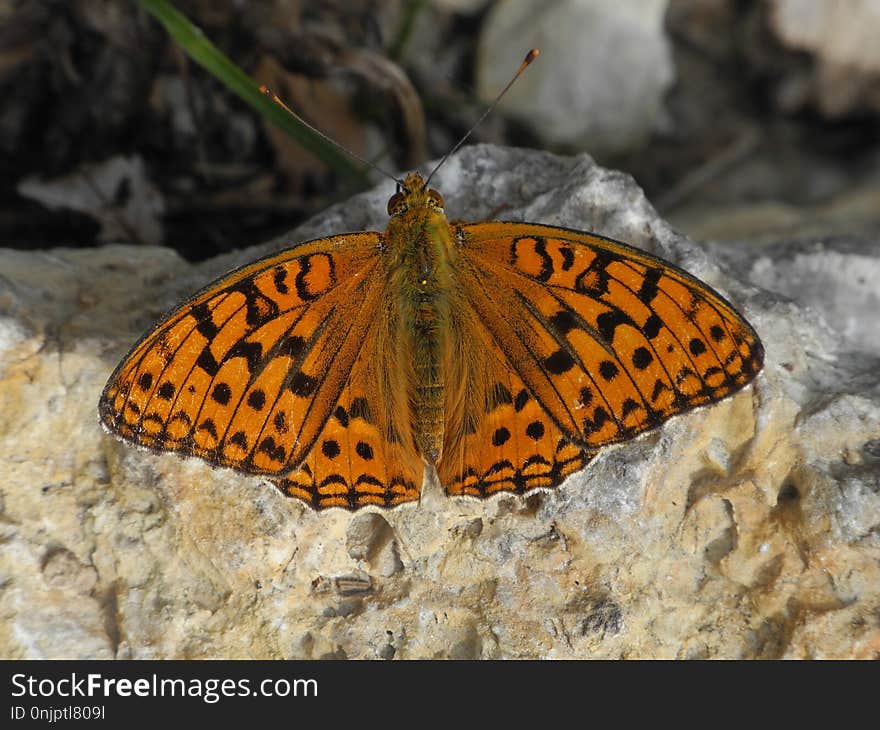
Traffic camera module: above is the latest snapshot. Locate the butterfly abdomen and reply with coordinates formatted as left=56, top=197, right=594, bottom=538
left=409, top=288, right=447, bottom=463
left=387, top=190, right=458, bottom=465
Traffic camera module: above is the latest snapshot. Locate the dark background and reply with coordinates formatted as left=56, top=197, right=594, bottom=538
left=4, top=0, right=880, bottom=261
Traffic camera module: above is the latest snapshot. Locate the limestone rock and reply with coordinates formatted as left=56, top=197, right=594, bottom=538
left=0, top=144, right=877, bottom=659
left=767, top=0, right=880, bottom=117
left=476, top=0, right=674, bottom=155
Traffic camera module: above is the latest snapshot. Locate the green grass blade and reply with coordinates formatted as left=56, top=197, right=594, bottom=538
left=388, top=0, right=427, bottom=62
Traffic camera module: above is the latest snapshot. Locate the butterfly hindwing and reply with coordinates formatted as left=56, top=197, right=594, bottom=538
left=439, top=361, right=592, bottom=499
left=272, top=345, right=423, bottom=510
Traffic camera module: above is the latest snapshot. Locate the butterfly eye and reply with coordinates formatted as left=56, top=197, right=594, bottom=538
left=387, top=192, right=405, bottom=216
left=427, top=189, right=445, bottom=209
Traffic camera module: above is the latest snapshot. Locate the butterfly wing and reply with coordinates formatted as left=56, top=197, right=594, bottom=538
left=439, top=360, right=593, bottom=499
left=100, top=232, right=423, bottom=509
left=438, top=221, right=763, bottom=497
left=272, top=327, right=422, bottom=510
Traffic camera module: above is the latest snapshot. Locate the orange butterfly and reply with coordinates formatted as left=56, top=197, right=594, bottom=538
left=99, top=49, right=762, bottom=510
left=99, top=167, right=763, bottom=510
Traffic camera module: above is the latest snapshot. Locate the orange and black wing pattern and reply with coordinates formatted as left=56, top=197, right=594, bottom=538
left=438, top=221, right=763, bottom=499
left=273, top=322, right=422, bottom=510
left=438, top=360, right=592, bottom=499
left=99, top=232, right=423, bottom=510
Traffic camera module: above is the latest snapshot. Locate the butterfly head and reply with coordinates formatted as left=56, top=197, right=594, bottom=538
left=387, top=172, right=445, bottom=218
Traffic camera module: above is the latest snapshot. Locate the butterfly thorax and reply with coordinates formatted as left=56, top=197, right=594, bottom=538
left=384, top=173, right=457, bottom=464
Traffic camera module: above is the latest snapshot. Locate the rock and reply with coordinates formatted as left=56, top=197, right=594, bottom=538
left=17, top=155, right=165, bottom=247
left=346, top=513, right=403, bottom=577
left=1, top=144, right=878, bottom=659
left=767, top=0, right=880, bottom=117
left=476, top=0, right=674, bottom=155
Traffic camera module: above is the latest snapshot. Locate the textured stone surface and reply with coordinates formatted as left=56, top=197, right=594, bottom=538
left=476, top=0, right=674, bottom=154
left=768, top=0, right=880, bottom=116
left=1, top=144, right=878, bottom=659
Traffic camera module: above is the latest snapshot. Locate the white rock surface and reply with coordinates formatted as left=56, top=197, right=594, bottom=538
left=769, top=0, right=880, bottom=116
left=476, top=0, right=674, bottom=155
left=771, top=0, right=880, bottom=73
left=0, top=144, right=878, bottom=659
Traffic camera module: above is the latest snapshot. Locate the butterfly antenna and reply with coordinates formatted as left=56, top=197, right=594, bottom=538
left=259, top=85, right=402, bottom=185
left=424, top=48, right=539, bottom=188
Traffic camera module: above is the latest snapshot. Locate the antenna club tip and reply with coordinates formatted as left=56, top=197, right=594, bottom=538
left=526, top=48, right=540, bottom=62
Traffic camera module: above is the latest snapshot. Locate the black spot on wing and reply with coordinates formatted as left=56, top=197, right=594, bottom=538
left=334, top=405, right=349, bottom=427
left=533, top=238, right=553, bottom=282
left=599, top=360, right=619, bottom=381
left=545, top=349, right=576, bottom=375
left=492, top=427, right=511, bottom=446
left=632, top=347, right=653, bottom=370
left=549, top=309, right=578, bottom=336
left=620, top=398, right=641, bottom=418
left=526, top=421, right=545, bottom=440
left=288, top=372, right=317, bottom=397
left=575, top=249, right=619, bottom=296
left=559, top=245, right=575, bottom=271
left=637, top=267, right=662, bottom=305
left=247, top=389, right=266, bottom=411
left=197, top=418, right=218, bottom=440
left=195, top=346, right=220, bottom=377
left=596, top=309, right=635, bottom=344
left=211, top=382, right=231, bottom=405
left=231, top=280, right=279, bottom=327
left=279, top=335, right=306, bottom=359
left=582, top=406, right=609, bottom=435
left=579, top=387, right=593, bottom=407
left=642, top=313, right=663, bottom=340
left=650, top=378, right=669, bottom=403
left=192, top=302, right=219, bottom=339
left=273, top=266, right=289, bottom=294
left=259, top=436, right=286, bottom=462
left=168, top=411, right=192, bottom=428
left=689, top=338, right=707, bottom=356
left=226, top=340, right=263, bottom=373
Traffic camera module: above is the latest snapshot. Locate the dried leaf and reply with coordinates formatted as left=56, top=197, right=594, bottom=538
left=254, top=54, right=366, bottom=187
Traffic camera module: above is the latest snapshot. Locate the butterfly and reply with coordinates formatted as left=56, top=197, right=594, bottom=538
left=98, top=168, right=764, bottom=511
